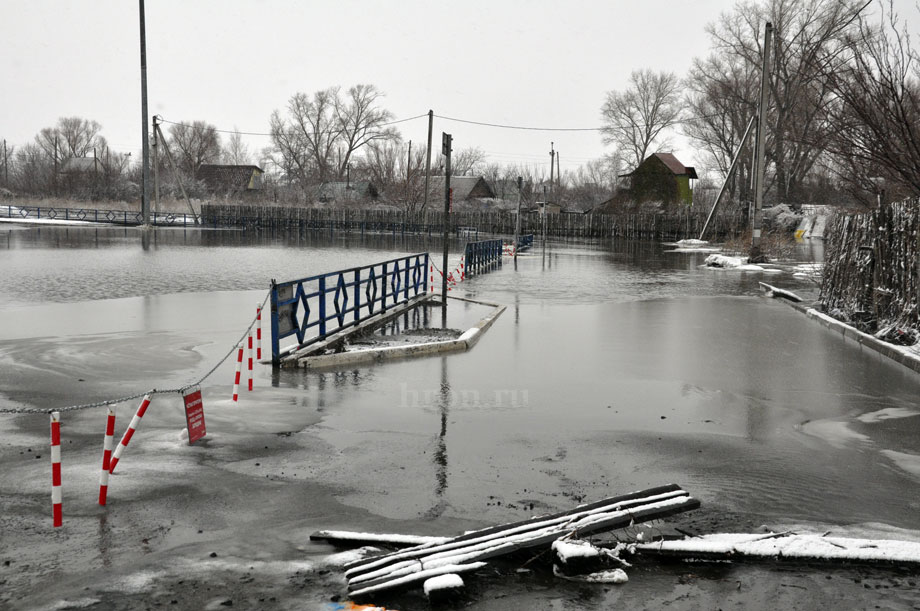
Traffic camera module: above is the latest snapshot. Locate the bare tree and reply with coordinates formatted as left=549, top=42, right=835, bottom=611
left=601, top=69, right=682, bottom=169
left=221, top=129, right=252, bottom=165
left=168, top=120, right=221, bottom=178
left=703, top=0, right=869, bottom=207
left=825, top=0, right=920, bottom=201
left=449, top=146, right=487, bottom=176
left=270, top=84, right=397, bottom=187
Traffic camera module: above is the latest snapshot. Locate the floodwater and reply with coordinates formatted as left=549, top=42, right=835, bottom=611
left=2, top=224, right=920, bottom=610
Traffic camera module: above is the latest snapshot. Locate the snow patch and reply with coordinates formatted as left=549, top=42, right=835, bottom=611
left=857, top=407, right=920, bottom=423
left=553, top=565, right=628, bottom=584
left=799, top=419, right=870, bottom=449
left=34, top=599, right=101, bottom=611
left=423, top=573, right=464, bottom=594
left=881, top=450, right=920, bottom=479
left=322, top=546, right=383, bottom=567
left=552, top=539, right=600, bottom=562
left=704, top=254, right=765, bottom=271
left=676, top=239, right=710, bottom=247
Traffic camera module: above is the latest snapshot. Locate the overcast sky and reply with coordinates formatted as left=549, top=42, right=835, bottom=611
left=3, top=0, right=918, bottom=176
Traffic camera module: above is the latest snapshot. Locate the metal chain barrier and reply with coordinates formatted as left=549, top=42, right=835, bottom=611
left=0, top=290, right=271, bottom=415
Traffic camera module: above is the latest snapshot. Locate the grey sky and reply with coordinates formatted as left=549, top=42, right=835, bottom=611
left=3, top=0, right=917, bottom=176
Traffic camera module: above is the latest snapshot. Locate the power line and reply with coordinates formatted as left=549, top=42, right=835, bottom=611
left=157, top=113, right=428, bottom=138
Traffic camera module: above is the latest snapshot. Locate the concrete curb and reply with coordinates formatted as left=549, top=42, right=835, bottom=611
left=804, top=308, right=920, bottom=376
left=297, top=297, right=507, bottom=370
left=760, top=286, right=920, bottom=376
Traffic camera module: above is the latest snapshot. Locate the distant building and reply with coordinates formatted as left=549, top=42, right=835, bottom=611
left=310, top=181, right=379, bottom=204
left=428, top=176, right=496, bottom=208
left=197, top=164, right=264, bottom=196
left=620, top=153, right=697, bottom=206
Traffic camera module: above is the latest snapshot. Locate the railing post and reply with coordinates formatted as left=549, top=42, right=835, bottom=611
left=318, top=276, right=327, bottom=337
left=270, top=280, right=281, bottom=366
left=404, top=258, right=410, bottom=300
left=354, top=269, right=361, bottom=322
left=381, top=262, right=388, bottom=313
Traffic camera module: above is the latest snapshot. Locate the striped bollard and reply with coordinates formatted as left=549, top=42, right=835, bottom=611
left=256, top=305, right=262, bottom=361
left=430, top=264, right=434, bottom=292
left=109, top=394, right=151, bottom=474
left=50, top=411, right=62, bottom=527
left=232, top=343, right=243, bottom=401
left=98, top=408, right=115, bottom=505
left=460, top=257, right=465, bottom=281
left=247, top=331, right=254, bottom=392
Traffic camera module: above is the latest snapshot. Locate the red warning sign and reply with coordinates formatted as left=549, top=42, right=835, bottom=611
left=183, top=387, right=207, bottom=445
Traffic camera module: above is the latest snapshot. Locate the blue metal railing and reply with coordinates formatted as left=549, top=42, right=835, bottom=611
left=1, top=204, right=199, bottom=226
left=270, top=253, right=430, bottom=364
left=463, top=239, right=503, bottom=277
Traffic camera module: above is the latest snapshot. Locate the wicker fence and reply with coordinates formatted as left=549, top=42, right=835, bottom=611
left=820, top=199, right=919, bottom=331
left=200, top=204, right=747, bottom=241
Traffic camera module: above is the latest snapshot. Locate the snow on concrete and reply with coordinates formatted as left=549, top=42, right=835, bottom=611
left=704, top=254, right=765, bottom=271
left=553, top=566, right=629, bottom=584
left=552, top=539, right=601, bottom=562
left=638, top=532, right=920, bottom=563
left=808, top=308, right=920, bottom=362
left=0, top=216, right=101, bottom=226
left=676, top=239, right=710, bottom=247
left=423, top=572, right=464, bottom=594
left=857, top=407, right=920, bottom=423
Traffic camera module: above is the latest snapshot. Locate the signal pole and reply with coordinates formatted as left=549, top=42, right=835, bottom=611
left=139, top=0, right=151, bottom=226
left=441, top=133, right=452, bottom=326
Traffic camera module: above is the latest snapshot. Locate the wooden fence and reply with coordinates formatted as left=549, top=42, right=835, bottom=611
left=820, top=199, right=919, bottom=331
left=200, top=203, right=747, bottom=241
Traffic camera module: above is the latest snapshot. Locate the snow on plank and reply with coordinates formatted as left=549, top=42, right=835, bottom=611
left=635, top=532, right=920, bottom=566
left=344, top=484, right=699, bottom=596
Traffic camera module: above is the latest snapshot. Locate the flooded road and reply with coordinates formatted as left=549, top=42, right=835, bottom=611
left=2, top=225, right=919, bottom=610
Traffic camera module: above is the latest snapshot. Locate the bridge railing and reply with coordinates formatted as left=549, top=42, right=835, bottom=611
left=517, top=234, right=534, bottom=250
left=270, top=253, right=430, bottom=364
left=2, top=204, right=201, bottom=226
left=464, top=239, right=503, bottom=277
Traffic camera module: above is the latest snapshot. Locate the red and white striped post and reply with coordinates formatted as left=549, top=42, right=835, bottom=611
left=109, top=394, right=151, bottom=474
left=430, top=264, right=434, bottom=292
left=232, top=343, right=243, bottom=401
left=247, top=330, right=254, bottom=392
left=460, top=256, right=465, bottom=281
left=256, top=305, right=262, bottom=361
left=98, top=408, right=115, bottom=505
left=50, top=411, right=62, bottom=527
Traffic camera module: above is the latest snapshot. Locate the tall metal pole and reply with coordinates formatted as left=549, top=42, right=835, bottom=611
left=139, top=0, right=151, bottom=226
left=424, top=110, right=433, bottom=211
left=441, top=133, right=452, bottom=326
left=549, top=142, right=555, bottom=214
left=152, top=115, right=160, bottom=220
left=750, top=21, right=772, bottom=263
left=514, top=176, right=523, bottom=261
left=406, top=140, right=412, bottom=209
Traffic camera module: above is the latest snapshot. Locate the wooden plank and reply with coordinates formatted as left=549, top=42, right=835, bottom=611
left=345, top=487, right=699, bottom=595
left=344, top=484, right=686, bottom=576
left=634, top=532, right=920, bottom=567
left=310, top=530, right=449, bottom=548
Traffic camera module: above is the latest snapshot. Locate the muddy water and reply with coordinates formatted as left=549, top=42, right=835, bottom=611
left=2, top=225, right=919, bottom=610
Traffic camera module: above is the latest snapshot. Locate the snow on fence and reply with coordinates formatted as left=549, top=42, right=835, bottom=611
left=820, top=199, right=919, bottom=331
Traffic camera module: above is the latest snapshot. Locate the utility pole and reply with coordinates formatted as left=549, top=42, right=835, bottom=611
left=424, top=110, right=433, bottom=212
left=549, top=142, right=555, bottom=214
left=2, top=139, right=8, bottom=186
left=750, top=21, right=772, bottom=263
left=155, top=123, right=199, bottom=223
left=514, top=176, right=523, bottom=262
left=139, top=0, right=151, bottom=226
left=406, top=140, right=412, bottom=209
left=152, top=115, right=160, bottom=219
left=441, top=132, right=452, bottom=326
left=699, top=116, right=755, bottom=241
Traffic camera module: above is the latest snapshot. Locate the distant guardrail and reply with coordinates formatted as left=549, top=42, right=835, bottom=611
left=1, top=204, right=199, bottom=227
left=464, top=239, right=503, bottom=277
left=270, top=253, right=430, bottom=364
